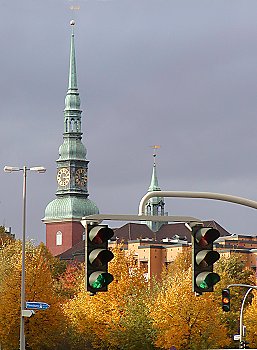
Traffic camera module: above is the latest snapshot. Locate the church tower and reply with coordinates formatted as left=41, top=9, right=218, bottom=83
left=43, top=21, right=99, bottom=256
left=145, top=147, right=167, bottom=232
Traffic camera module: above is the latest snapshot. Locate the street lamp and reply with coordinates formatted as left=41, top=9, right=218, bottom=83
left=4, top=165, right=46, bottom=350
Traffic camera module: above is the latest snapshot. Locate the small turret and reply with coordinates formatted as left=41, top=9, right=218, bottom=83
left=145, top=146, right=168, bottom=233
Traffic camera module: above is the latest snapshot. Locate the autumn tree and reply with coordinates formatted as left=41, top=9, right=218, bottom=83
left=63, top=244, right=157, bottom=350
left=114, top=288, right=157, bottom=350
left=0, top=241, right=69, bottom=350
left=151, top=250, right=230, bottom=350
left=0, top=240, right=21, bottom=349
left=214, top=253, right=255, bottom=345
left=57, top=261, right=84, bottom=299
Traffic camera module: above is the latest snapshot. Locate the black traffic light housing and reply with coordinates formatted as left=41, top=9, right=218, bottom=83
left=85, top=223, right=114, bottom=294
left=192, top=224, right=221, bottom=294
left=222, top=288, right=230, bottom=312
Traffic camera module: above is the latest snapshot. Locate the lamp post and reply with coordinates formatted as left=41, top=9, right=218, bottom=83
left=4, top=165, right=46, bottom=350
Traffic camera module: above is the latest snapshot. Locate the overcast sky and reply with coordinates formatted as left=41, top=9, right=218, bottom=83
left=1, top=0, right=257, bottom=243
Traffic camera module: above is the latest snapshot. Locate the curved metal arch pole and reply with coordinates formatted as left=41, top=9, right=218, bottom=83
left=239, top=287, right=253, bottom=346
left=138, top=191, right=257, bottom=216
left=224, top=285, right=257, bottom=348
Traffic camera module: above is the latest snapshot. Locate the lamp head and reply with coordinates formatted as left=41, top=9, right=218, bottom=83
left=30, top=167, right=46, bottom=173
left=4, top=166, right=20, bottom=172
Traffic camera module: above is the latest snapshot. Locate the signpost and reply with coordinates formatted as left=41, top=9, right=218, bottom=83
left=26, top=302, right=50, bottom=310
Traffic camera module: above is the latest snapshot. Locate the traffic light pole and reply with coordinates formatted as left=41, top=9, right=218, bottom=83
left=82, top=214, right=202, bottom=225
left=227, top=284, right=257, bottom=349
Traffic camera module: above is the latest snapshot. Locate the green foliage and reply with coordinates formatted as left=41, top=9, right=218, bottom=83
left=113, top=289, right=157, bottom=350
left=215, top=254, right=254, bottom=289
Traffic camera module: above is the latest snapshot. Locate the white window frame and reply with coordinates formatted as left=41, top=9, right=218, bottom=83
left=56, top=231, right=62, bottom=246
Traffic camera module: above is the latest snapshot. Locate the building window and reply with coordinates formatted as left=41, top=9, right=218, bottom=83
left=56, top=231, right=62, bottom=246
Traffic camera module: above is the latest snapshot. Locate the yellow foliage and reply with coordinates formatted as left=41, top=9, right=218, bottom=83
left=63, top=244, right=150, bottom=349
left=151, top=268, right=230, bottom=350
left=0, top=241, right=68, bottom=350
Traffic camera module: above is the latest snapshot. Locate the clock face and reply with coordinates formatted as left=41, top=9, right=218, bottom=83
left=57, top=168, right=70, bottom=187
left=75, top=168, right=87, bottom=187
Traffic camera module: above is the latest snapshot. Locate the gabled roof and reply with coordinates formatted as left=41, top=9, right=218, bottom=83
left=58, top=220, right=231, bottom=261
left=58, top=239, right=85, bottom=262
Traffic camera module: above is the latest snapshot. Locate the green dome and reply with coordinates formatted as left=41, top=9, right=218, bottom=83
left=43, top=195, right=99, bottom=221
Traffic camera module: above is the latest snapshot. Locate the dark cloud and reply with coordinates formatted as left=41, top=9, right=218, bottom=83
left=1, top=0, right=257, bottom=242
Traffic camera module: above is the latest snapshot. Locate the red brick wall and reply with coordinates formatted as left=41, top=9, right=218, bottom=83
left=46, top=221, right=84, bottom=256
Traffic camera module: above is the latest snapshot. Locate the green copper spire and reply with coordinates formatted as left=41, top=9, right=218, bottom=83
left=64, top=20, right=82, bottom=134
left=68, top=20, right=78, bottom=91
left=145, top=146, right=167, bottom=233
left=43, top=21, right=99, bottom=223
left=148, top=156, right=161, bottom=192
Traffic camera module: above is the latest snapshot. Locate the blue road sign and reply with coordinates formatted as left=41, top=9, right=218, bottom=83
left=26, top=301, right=50, bottom=310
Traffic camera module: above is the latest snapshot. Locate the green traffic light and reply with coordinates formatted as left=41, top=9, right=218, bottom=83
left=192, top=225, right=221, bottom=293
left=89, top=271, right=114, bottom=290
left=196, top=272, right=220, bottom=290
left=86, top=224, right=115, bottom=293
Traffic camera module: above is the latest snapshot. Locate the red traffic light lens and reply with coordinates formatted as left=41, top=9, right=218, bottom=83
left=196, top=228, right=220, bottom=247
left=89, top=226, right=114, bottom=244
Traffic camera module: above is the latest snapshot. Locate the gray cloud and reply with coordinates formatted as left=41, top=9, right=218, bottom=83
left=1, top=0, right=257, bottom=242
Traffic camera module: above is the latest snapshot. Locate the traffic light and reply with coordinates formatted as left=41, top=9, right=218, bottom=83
left=85, top=223, right=114, bottom=294
left=192, top=224, right=221, bottom=294
left=222, top=288, right=230, bottom=312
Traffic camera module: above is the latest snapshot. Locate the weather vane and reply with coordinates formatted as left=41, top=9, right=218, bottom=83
left=70, top=4, right=80, bottom=10
left=69, top=0, right=80, bottom=11
left=150, top=145, right=160, bottom=165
